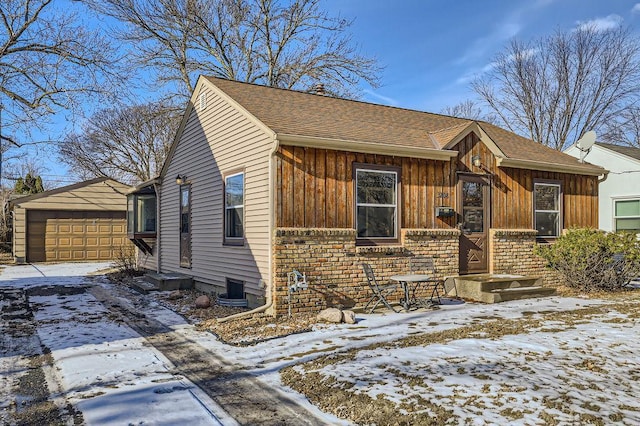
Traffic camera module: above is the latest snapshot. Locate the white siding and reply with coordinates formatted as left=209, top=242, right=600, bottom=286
left=159, top=83, right=272, bottom=297
left=565, top=145, right=640, bottom=232
left=137, top=248, right=158, bottom=271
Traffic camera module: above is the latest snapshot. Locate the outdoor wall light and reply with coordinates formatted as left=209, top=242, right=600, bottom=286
left=472, top=155, right=482, bottom=168
left=176, top=174, right=187, bottom=185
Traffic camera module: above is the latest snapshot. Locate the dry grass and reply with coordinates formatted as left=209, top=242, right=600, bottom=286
left=281, top=295, right=640, bottom=425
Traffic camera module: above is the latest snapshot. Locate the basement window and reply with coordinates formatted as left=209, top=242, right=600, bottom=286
left=226, top=278, right=245, bottom=299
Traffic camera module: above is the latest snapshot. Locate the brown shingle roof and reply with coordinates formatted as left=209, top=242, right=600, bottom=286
left=208, top=76, right=467, bottom=150
left=596, top=142, right=640, bottom=162
left=206, top=77, right=602, bottom=172
left=428, top=122, right=473, bottom=149
left=478, top=122, right=599, bottom=168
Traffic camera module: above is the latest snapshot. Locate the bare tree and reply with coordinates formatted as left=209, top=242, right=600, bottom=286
left=602, top=106, right=640, bottom=148
left=441, top=99, right=496, bottom=122
left=472, top=25, right=640, bottom=150
left=0, top=0, right=120, bottom=147
left=82, top=0, right=381, bottom=100
left=58, top=103, right=181, bottom=184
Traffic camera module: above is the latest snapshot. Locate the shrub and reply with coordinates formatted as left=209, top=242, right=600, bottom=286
left=534, top=228, right=640, bottom=292
left=113, top=244, right=142, bottom=276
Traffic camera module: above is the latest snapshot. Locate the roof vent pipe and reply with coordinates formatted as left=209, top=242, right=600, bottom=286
left=311, top=83, right=326, bottom=95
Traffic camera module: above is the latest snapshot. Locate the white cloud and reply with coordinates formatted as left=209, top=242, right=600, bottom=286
left=362, top=89, right=399, bottom=106
left=455, top=48, right=540, bottom=86
left=632, top=4, right=640, bottom=14
left=575, top=14, right=623, bottom=32
left=453, top=1, right=551, bottom=67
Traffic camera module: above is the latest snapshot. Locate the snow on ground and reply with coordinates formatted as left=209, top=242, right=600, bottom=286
left=0, top=263, right=236, bottom=426
left=3, top=262, right=640, bottom=425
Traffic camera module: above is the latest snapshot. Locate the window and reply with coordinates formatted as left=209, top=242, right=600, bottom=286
left=614, top=199, right=640, bottom=233
left=180, top=184, right=191, bottom=268
left=534, top=182, right=561, bottom=237
left=226, top=278, right=245, bottom=299
left=137, top=194, right=156, bottom=232
left=355, top=166, right=399, bottom=241
left=126, top=191, right=157, bottom=237
left=225, top=172, right=244, bottom=242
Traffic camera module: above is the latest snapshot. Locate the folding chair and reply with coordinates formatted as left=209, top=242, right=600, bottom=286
left=362, top=263, right=399, bottom=313
left=409, top=257, right=452, bottom=304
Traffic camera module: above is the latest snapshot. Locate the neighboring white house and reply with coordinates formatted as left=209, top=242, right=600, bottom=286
left=565, top=142, right=640, bottom=233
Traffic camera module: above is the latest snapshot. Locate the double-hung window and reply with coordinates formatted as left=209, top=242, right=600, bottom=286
left=355, top=166, right=399, bottom=242
left=224, top=172, right=244, bottom=243
left=614, top=199, right=640, bottom=233
left=534, top=181, right=561, bottom=237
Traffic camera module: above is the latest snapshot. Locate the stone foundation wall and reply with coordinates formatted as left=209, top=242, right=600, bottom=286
left=272, top=228, right=461, bottom=317
left=489, top=229, right=562, bottom=286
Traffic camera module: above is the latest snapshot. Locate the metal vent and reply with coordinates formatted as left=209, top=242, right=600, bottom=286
left=199, top=92, right=207, bottom=110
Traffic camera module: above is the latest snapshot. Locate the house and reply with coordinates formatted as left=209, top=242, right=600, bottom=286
left=565, top=142, right=640, bottom=233
left=128, top=76, right=605, bottom=316
left=12, top=178, right=131, bottom=263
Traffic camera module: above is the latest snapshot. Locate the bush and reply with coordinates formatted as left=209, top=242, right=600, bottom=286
left=113, top=244, right=142, bottom=276
left=534, top=228, right=640, bottom=292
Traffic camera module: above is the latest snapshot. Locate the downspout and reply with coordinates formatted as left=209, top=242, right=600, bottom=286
left=153, top=181, right=161, bottom=273
left=218, top=136, right=279, bottom=323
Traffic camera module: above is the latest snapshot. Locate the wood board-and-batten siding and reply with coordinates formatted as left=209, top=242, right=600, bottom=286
left=276, top=134, right=598, bottom=230
left=455, top=133, right=599, bottom=229
left=276, top=145, right=456, bottom=229
left=157, top=84, right=272, bottom=297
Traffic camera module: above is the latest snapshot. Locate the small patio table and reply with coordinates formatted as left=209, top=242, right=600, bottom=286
left=390, top=274, right=438, bottom=311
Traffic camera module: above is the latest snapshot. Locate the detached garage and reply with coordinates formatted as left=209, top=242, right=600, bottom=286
left=11, top=178, right=131, bottom=263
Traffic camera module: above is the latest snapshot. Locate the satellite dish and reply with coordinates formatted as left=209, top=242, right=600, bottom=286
left=576, top=130, right=596, bottom=151
left=576, top=130, right=596, bottom=163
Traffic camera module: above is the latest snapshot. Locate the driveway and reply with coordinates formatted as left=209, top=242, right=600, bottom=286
left=0, top=263, right=334, bottom=425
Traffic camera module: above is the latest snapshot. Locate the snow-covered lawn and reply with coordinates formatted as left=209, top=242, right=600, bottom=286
left=2, top=262, right=640, bottom=425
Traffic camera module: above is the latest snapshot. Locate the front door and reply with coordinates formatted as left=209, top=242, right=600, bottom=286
left=458, top=175, right=489, bottom=274
left=180, top=184, right=191, bottom=268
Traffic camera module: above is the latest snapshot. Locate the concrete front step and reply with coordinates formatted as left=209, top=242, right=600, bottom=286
left=137, top=272, right=194, bottom=293
left=129, top=277, right=160, bottom=294
left=454, top=274, right=556, bottom=303
left=490, top=286, right=556, bottom=303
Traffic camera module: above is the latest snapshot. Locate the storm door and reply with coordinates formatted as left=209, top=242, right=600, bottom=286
left=179, top=184, right=191, bottom=268
left=458, top=175, right=489, bottom=274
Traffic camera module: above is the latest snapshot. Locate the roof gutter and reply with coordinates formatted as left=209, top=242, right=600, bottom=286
left=496, top=157, right=607, bottom=176
left=276, top=133, right=458, bottom=161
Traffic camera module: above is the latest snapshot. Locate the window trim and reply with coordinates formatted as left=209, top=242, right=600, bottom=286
left=613, top=197, right=640, bottom=233
left=533, top=180, right=562, bottom=239
left=126, top=191, right=157, bottom=239
left=223, top=169, right=246, bottom=246
left=353, top=163, right=401, bottom=245
left=179, top=183, right=192, bottom=268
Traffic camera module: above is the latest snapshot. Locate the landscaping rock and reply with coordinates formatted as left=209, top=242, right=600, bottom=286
left=195, top=295, right=211, bottom=309
left=167, top=290, right=182, bottom=300
left=317, top=308, right=343, bottom=323
left=342, top=310, right=356, bottom=324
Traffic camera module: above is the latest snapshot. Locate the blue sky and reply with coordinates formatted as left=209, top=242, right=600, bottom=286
left=32, top=0, right=640, bottom=186
left=324, top=0, right=640, bottom=112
